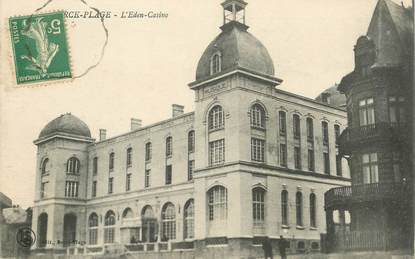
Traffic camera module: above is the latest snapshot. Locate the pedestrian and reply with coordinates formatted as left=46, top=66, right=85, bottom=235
left=278, top=235, right=288, bottom=259
left=261, top=236, right=273, bottom=259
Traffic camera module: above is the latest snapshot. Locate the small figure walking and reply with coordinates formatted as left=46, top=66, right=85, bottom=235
left=261, top=236, right=273, bottom=259
left=278, top=235, right=288, bottom=259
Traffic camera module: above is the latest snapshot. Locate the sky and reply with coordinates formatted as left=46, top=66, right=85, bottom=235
left=0, top=0, right=412, bottom=208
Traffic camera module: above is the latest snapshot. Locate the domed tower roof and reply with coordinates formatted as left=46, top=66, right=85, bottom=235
left=192, top=0, right=280, bottom=85
left=38, top=113, right=91, bottom=139
left=315, top=84, right=346, bottom=109
left=195, top=22, right=275, bottom=81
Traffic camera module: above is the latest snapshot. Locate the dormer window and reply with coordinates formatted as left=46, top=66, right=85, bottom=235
left=210, top=53, right=222, bottom=75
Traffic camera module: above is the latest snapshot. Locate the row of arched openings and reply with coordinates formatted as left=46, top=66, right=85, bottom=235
left=281, top=190, right=317, bottom=228
left=207, top=103, right=266, bottom=131
left=41, top=157, right=81, bottom=175
left=88, top=199, right=194, bottom=244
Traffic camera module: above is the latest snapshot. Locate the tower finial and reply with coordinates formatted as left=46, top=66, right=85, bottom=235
left=221, top=0, right=248, bottom=25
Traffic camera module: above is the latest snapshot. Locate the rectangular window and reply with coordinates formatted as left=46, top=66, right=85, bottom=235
left=166, top=137, right=173, bottom=157
left=188, top=131, right=195, bottom=153
left=279, top=111, right=287, bottom=136
left=126, top=148, right=132, bottom=167
left=188, top=160, right=194, bottom=181
left=336, top=155, right=342, bottom=176
left=322, top=122, right=329, bottom=145
left=209, top=139, right=225, bottom=165
left=334, top=125, right=341, bottom=145
left=41, top=182, right=47, bottom=198
left=294, top=146, right=301, bottom=169
left=108, top=177, right=113, bottom=194
left=126, top=174, right=131, bottom=191
left=165, top=165, right=172, bottom=185
left=93, top=157, right=98, bottom=175
left=362, top=153, right=378, bottom=184
left=293, top=115, right=301, bottom=139
left=92, top=181, right=97, bottom=197
left=359, top=98, right=375, bottom=126
left=145, top=143, right=152, bottom=162
left=306, top=118, right=314, bottom=142
left=109, top=153, right=114, bottom=172
left=251, top=138, right=265, bottom=162
left=308, top=149, right=315, bottom=171
left=324, top=152, right=330, bottom=175
left=89, top=229, right=98, bottom=245
left=389, top=96, right=405, bottom=124
left=65, top=181, right=79, bottom=197
left=280, top=144, right=287, bottom=167
left=145, top=169, right=151, bottom=188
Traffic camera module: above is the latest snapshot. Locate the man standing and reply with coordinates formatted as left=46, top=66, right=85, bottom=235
left=261, top=236, right=273, bottom=259
left=278, top=235, right=288, bottom=259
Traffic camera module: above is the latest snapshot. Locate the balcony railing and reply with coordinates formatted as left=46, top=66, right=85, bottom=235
left=338, top=123, right=409, bottom=155
left=330, top=230, right=410, bottom=252
left=325, top=182, right=409, bottom=210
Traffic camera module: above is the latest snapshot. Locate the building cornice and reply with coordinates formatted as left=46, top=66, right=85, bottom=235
left=33, top=133, right=95, bottom=145
left=188, top=66, right=282, bottom=89
left=195, top=160, right=350, bottom=186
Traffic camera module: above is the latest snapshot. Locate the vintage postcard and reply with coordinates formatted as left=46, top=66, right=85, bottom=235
left=0, top=0, right=413, bottom=258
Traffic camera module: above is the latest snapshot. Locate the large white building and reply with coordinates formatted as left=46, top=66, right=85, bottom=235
left=31, top=1, right=350, bottom=258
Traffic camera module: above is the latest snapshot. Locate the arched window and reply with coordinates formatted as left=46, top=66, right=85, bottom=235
left=183, top=199, right=194, bottom=239
left=310, top=193, right=317, bottom=228
left=166, top=136, right=173, bottom=157
left=88, top=213, right=98, bottom=245
left=109, top=152, right=115, bottom=172
left=208, top=105, right=224, bottom=130
left=161, top=203, right=176, bottom=241
left=210, top=53, right=221, bottom=75
left=293, top=114, right=301, bottom=139
left=281, top=190, right=288, bottom=225
left=252, top=188, right=266, bottom=225
left=250, top=104, right=266, bottom=129
left=188, top=131, right=195, bottom=153
left=126, top=148, right=132, bottom=167
left=122, top=208, right=134, bottom=220
left=141, top=206, right=157, bottom=242
left=66, top=157, right=80, bottom=174
left=207, top=185, right=227, bottom=221
left=41, top=158, right=50, bottom=175
left=145, top=142, right=152, bottom=162
left=104, top=210, right=116, bottom=243
left=306, top=117, right=314, bottom=141
left=296, top=192, right=303, bottom=226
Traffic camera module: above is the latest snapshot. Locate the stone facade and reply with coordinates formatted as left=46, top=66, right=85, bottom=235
left=30, top=1, right=351, bottom=258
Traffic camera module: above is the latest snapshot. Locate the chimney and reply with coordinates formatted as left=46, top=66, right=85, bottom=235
left=131, top=118, right=142, bottom=131
left=99, top=129, right=107, bottom=141
left=172, top=104, right=184, bottom=117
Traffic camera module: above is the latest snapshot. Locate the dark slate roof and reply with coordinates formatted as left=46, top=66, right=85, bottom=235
left=195, top=21, right=275, bottom=81
left=368, top=0, right=413, bottom=67
left=383, top=0, right=413, bottom=50
left=39, top=113, right=91, bottom=139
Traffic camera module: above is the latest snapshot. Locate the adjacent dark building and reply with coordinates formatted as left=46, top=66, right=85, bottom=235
left=324, top=0, right=413, bottom=252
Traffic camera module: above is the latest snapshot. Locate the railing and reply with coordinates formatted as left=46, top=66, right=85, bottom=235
left=325, top=182, right=408, bottom=209
left=338, top=123, right=408, bottom=154
left=331, top=230, right=409, bottom=251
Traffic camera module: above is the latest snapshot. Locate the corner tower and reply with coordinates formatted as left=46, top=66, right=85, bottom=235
left=32, top=114, right=94, bottom=251
left=190, top=1, right=284, bottom=258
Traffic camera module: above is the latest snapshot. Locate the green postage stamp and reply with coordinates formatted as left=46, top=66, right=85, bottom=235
left=9, top=11, right=72, bottom=85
